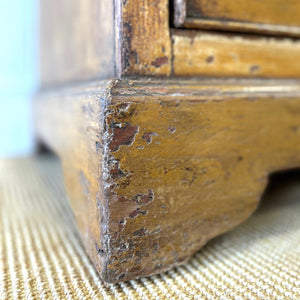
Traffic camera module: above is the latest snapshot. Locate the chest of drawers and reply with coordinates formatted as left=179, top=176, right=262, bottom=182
left=36, top=0, right=300, bottom=283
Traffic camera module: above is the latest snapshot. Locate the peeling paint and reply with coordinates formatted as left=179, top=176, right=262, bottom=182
left=133, top=189, right=154, bottom=205
left=151, top=56, right=169, bottom=68
left=168, top=125, right=176, bottom=133
left=142, top=132, right=158, bottom=144
left=109, top=123, right=139, bottom=152
left=109, top=161, right=128, bottom=180
left=117, top=189, right=154, bottom=232
left=133, top=228, right=147, bottom=237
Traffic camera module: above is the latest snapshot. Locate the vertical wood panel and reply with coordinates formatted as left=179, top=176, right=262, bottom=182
left=116, top=0, right=172, bottom=76
left=40, top=0, right=115, bottom=86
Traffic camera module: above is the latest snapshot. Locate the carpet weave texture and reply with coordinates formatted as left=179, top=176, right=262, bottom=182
left=0, top=156, right=299, bottom=299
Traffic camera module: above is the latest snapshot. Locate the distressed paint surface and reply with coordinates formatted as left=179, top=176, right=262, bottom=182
left=40, top=0, right=172, bottom=85
left=36, top=79, right=300, bottom=283
left=173, top=30, right=300, bottom=78
left=40, top=0, right=300, bottom=82
left=116, top=0, right=171, bottom=76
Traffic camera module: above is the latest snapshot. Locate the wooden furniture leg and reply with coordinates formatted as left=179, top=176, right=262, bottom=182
left=35, top=78, right=300, bottom=283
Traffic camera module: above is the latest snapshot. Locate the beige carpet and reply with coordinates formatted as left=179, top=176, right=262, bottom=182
left=0, top=156, right=299, bottom=299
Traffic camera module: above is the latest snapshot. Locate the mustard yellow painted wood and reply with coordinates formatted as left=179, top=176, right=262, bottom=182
left=174, top=0, right=300, bottom=36
left=173, top=30, right=300, bottom=78
left=35, top=79, right=300, bottom=283
left=40, top=0, right=300, bottom=81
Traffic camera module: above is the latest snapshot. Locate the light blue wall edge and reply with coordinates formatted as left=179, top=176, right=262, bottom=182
left=0, top=0, right=38, bottom=157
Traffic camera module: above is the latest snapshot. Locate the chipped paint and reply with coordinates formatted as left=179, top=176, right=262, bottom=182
left=109, top=122, right=139, bottom=152
left=117, top=189, right=155, bottom=232
left=142, top=132, right=158, bottom=144
left=168, top=125, right=176, bottom=133
left=38, top=78, right=300, bottom=284
left=151, top=56, right=169, bottom=68
left=133, top=228, right=147, bottom=237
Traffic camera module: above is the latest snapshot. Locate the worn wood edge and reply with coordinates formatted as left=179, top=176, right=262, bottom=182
left=111, top=78, right=300, bottom=99
left=38, top=77, right=300, bottom=101
left=35, top=80, right=113, bottom=283
left=181, top=18, right=300, bottom=37
left=172, top=30, right=300, bottom=78
left=35, top=78, right=300, bottom=283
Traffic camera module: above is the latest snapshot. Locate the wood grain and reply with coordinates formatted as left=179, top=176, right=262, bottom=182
left=35, top=78, right=300, bottom=283
left=174, top=0, right=300, bottom=36
left=116, top=0, right=172, bottom=76
left=173, top=30, right=300, bottom=78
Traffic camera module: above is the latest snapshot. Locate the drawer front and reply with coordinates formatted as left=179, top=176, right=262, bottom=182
left=172, top=30, right=300, bottom=78
left=174, top=0, right=300, bottom=36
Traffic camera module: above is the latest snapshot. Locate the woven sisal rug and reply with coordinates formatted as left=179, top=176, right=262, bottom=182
left=0, top=156, right=299, bottom=299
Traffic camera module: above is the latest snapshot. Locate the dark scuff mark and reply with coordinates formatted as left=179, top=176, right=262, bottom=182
left=133, top=228, right=146, bottom=237
left=118, top=196, right=130, bottom=202
left=109, top=161, right=128, bottom=180
left=119, top=243, right=128, bottom=251
left=117, top=189, right=154, bottom=209
left=151, top=56, right=169, bottom=68
left=118, top=273, right=125, bottom=280
left=290, top=125, right=300, bottom=132
left=206, top=55, right=215, bottom=64
left=249, top=65, right=260, bottom=74
left=128, top=210, right=139, bottom=219
left=142, top=132, right=157, bottom=144
left=131, top=50, right=139, bottom=65
left=128, top=209, right=147, bottom=219
left=117, top=189, right=154, bottom=231
left=115, top=102, right=131, bottom=117
left=121, top=21, right=139, bottom=72
left=122, top=22, right=133, bottom=71
left=118, top=219, right=126, bottom=232
left=168, top=125, right=176, bottom=133
left=109, top=123, right=139, bottom=152
left=95, top=243, right=106, bottom=257
left=130, top=266, right=141, bottom=273
left=133, top=189, right=154, bottom=205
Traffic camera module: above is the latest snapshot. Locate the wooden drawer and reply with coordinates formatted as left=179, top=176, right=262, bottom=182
left=174, top=0, right=300, bottom=36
